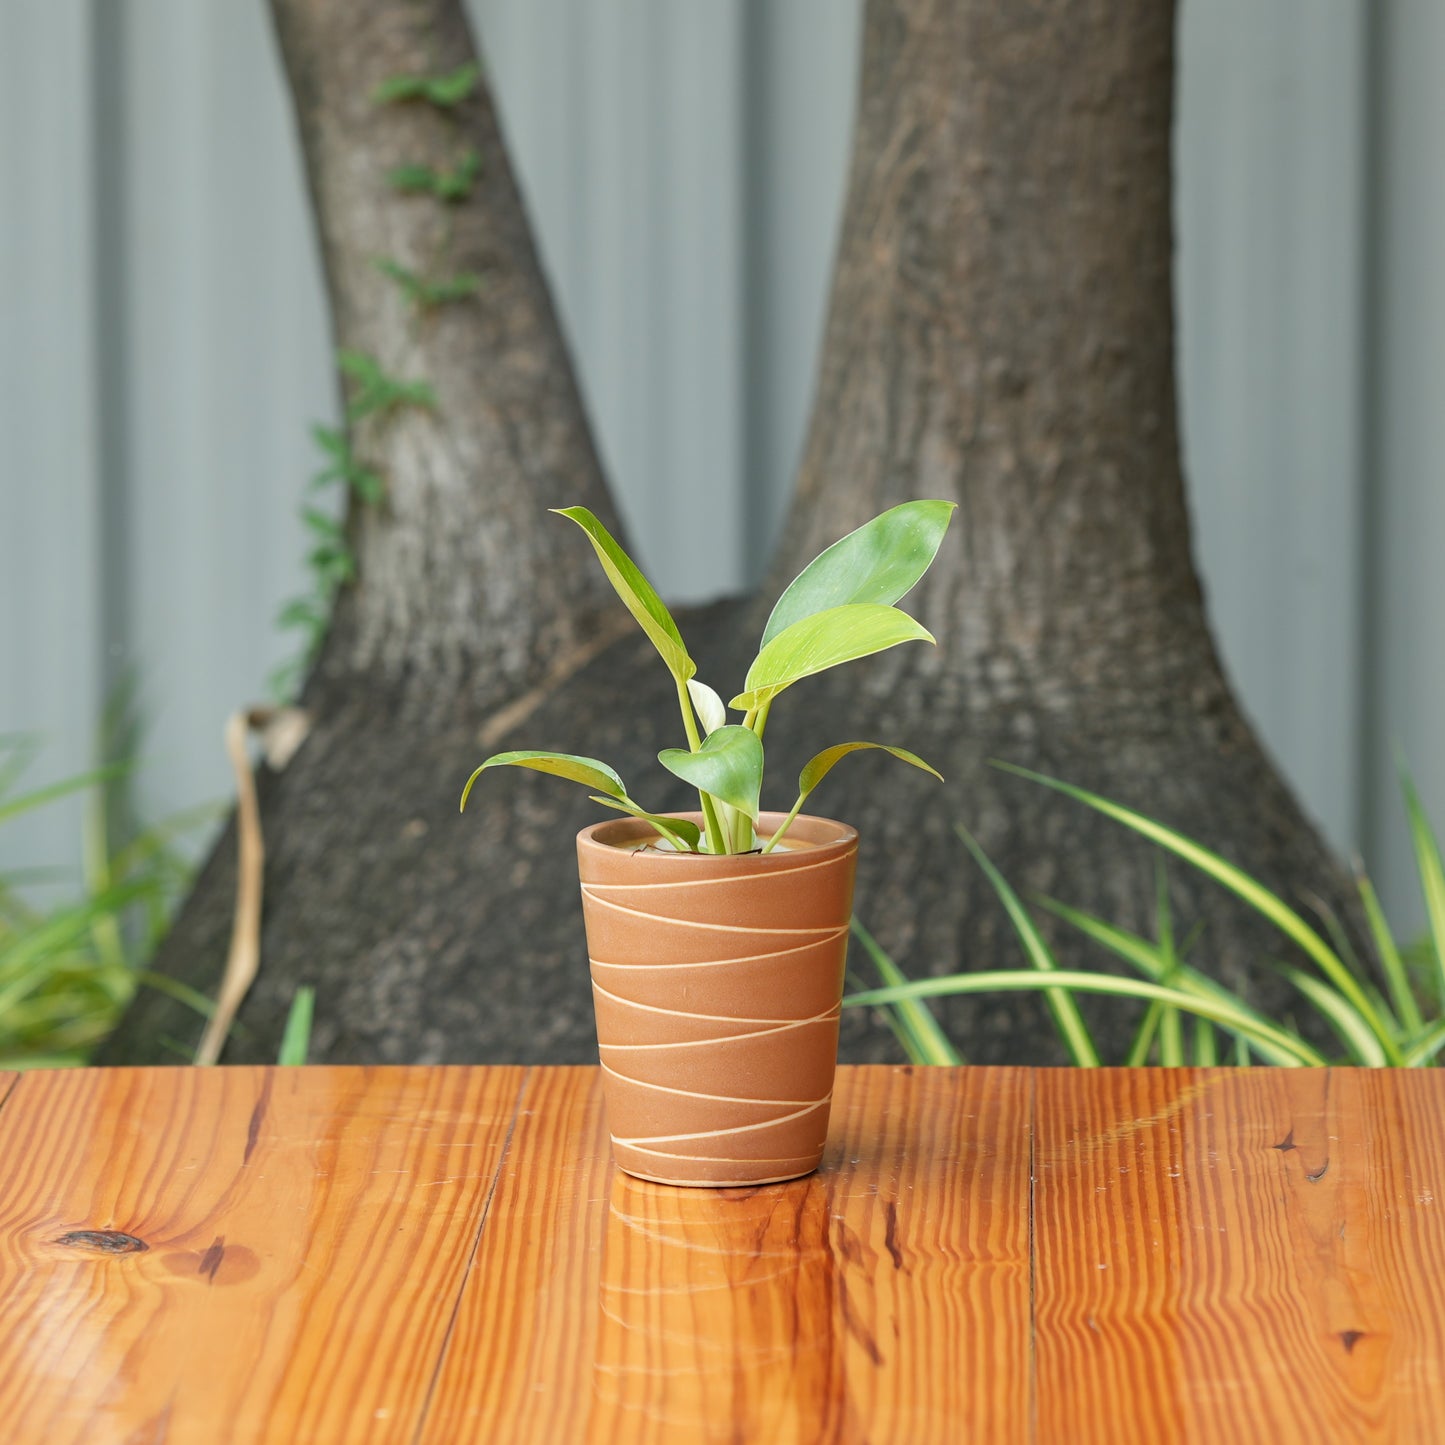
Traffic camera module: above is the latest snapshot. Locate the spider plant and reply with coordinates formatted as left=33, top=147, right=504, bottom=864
left=845, top=762, right=1445, bottom=1068
left=460, top=502, right=955, bottom=853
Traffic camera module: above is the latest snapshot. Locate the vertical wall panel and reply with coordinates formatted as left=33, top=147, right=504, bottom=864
left=119, top=0, right=336, bottom=830
left=1365, top=0, right=1445, bottom=926
left=0, top=0, right=102, bottom=880
left=1176, top=0, right=1368, bottom=853
left=743, top=0, right=863, bottom=578
left=467, top=0, right=747, bottom=602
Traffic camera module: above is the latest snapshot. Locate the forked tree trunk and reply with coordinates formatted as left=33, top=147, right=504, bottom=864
left=102, top=0, right=1359, bottom=1067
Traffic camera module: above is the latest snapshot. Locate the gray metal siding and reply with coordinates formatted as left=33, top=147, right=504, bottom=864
left=1, top=0, right=1436, bottom=932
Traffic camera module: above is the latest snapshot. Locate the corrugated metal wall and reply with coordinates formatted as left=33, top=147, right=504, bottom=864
left=1, top=0, right=1439, bottom=928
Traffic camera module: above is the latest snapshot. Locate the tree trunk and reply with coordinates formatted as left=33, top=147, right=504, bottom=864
left=101, top=0, right=1361, bottom=1068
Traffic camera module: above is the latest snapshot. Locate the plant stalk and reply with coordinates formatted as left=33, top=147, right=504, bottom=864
left=676, top=680, right=727, bottom=853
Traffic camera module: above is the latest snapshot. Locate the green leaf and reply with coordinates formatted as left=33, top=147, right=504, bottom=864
left=851, top=917, right=962, bottom=1065
left=1356, top=864, right=1423, bottom=1036
left=277, top=986, right=314, bottom=1066
left=1274, top=962, right=1389, bottom=1066
left=658, top=726, right=763, bottom=823
left=587, top=796, right=701, bottom=853
left=0, top=761, right=131, bottom=827
left=552, top=507, right=695, bottom=684
left=762, top=500, right=956, bottom=647
left=276, top=598, right=326, bottom=632
left=1404, top=1018, right=1445, bottom=1066
left=303, top=507, right=344, bottom=542
left=1034, top=894, right=1310, bottom=1067
left=372, top=62, right=481, bottom=109
left=993, top=761, right=1405, bottom=1064
left=1399, top=762, right=1445, bottom=1017
left=955, top=823, right=1101, bottom=1067
left=311, top=424, right=346, bottom=459
left=386, top=164, right=438, bottom=194
left=800, top=741, right=941, bottom=798
left=842, top=971, right=1325, bottom=1066
left=731, top=604, right=934, bottom=712
left=765, top=742, right=942, bottom=853
left=1125, top=1000, right=1163, bottom=1066
left=686, top=679, right=727, bottom=736
left=423, top=62, right=481, bottom=105
left=460, top=751, right=626, bottom=812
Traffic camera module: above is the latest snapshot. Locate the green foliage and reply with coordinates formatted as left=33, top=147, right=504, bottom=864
left=372, top=62, right=481, bottom=109
left=374, top=258, right=482, bottom=313
left=461, top=502, right=953, bottom=853
left=338, top=349, right=437, bottom=421
left=277, top=986, right=315, bottom=1066
left=0, top=716, right=214, bottom=1069
left=761, top=501, right=956, bottom=647
left=309, top=424, right=383, bottom=505
left=850, top=917, right=961, bottom=1066
left=842, top=762, right=1445, bottom=1069
left=271, top=351, right=434, bottom=701
left=386, top=148, right=481, bottom=203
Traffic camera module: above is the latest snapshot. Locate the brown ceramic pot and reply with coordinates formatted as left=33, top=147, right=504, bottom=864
left=576, top=811, right=859, bottom=1187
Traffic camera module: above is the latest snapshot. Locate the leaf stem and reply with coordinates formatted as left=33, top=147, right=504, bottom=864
left=761, top=792, right=806, bottom=854
left=676, top=680, right=727, bottom=854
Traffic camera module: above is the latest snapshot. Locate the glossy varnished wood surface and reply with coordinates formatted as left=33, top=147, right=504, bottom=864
left=1, top=1066, right=1443, bottom=1443
left=1034, top=1068, right=1445, bottom=1442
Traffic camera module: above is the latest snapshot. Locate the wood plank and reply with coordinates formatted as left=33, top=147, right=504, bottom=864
left=420, top=1064, right=1032, bottom=1445
left=0, top=1064, right=526, bottom=1444
left=1032, top=1068, right=1445, bottom=1443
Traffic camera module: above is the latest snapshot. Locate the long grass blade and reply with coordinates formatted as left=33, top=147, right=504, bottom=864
left=277, top=986, right=315, bottom=1066
left=1125, top=1000, right=1163, bottom=1067
left=1035, top=895, right=1308, bottom=1067
left=1403, top=1019, right=1445, bottom=1067
left=993, top=762, right=1404, bottom=1064
left=1274, top=963, right=1387, bottom=1066
left=1355, top=866, right=1423, bottom=1036
left=844, top=970, right=1326, bottom=1065
left=955, top=823, right=1100, bottom=1066
left=851, top=918, right=962, bottom=1065
left=1399, top=764, right=1445, bottom=1020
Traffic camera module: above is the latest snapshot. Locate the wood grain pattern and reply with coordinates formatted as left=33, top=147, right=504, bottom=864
left=421, top=1065, right=1032, bottom=1444
left=1033, top=1067, right=1445, bottom=1443
left=0, top=1065, right=526, bottom=1444
left=4, top=1065, right=1445, bottom=1443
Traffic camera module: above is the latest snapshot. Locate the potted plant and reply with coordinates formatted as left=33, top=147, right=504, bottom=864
left=461, top=501, right=954, bottom=1185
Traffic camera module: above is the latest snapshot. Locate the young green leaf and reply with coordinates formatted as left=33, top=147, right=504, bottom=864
left=764, top=743, right=941, bottom=853
left=730, top=604, right=934, bottom=712
left=588, top=796, right=702, bottom=853
left=686, top=679, right=727, bottom=736
left=658, top=726, right=763, bottom=822
left=553, top=507, right=696, bottom=684
left=460, top=751, right=626, bottom=812
left=762, top=500, right=956, bottom=647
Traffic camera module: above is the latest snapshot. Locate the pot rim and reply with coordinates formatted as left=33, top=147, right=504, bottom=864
left=576, top=810, right=857, bottom=870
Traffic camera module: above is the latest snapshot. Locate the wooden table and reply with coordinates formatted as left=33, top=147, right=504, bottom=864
left=0, top=1065, right=1442, bottom=1443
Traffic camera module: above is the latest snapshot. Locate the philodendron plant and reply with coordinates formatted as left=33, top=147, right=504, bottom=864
left=460, top=501, right=954, bottom=854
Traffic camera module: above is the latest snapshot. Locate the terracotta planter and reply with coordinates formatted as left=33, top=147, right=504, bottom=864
left=576, top=811, right=859, bottom=1187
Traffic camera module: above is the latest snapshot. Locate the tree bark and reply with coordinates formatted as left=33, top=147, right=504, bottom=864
left=101, top=0, right=1362, bottom=1068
